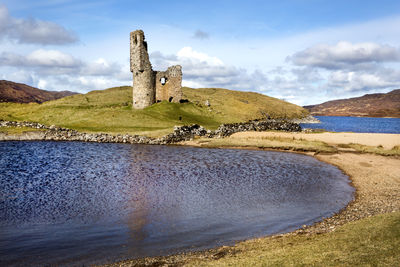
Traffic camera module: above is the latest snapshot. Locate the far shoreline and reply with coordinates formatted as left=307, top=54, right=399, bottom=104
left=309, top=114, right=400, bottom=119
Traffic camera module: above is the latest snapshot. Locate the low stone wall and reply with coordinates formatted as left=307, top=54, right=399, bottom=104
left=0, top=119, right=301, bottom=144
left=213, top=119, right=301, bottom=137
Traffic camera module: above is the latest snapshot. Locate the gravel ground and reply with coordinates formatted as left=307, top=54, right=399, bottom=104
left=284, top=152, right=400, bottom=236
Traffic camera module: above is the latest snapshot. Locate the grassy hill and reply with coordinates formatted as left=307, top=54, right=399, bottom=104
left=0, top=86, right=308, bottom=137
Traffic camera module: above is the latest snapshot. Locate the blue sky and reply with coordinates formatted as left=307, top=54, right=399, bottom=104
left=1, top=0, right=400, bottom=105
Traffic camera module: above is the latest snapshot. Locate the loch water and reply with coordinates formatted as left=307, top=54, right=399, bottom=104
left=301, top=116, right=400, bottom=133
left=0, top=141, right=354, bottom=266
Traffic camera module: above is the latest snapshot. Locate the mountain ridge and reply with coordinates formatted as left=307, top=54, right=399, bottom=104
left=0, top=80, right=78, bottom=103
left=304, top=89, right=400, bottom=118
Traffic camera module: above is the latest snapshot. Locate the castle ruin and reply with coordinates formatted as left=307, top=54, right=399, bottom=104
left=130, top=30, right=182, bottom=109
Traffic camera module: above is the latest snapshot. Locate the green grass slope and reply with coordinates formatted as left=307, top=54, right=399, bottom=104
left=0, top=86, right=308, bottom=137
left=185, top=212, right=400, bottom=266
left=183, top=87, right=306, bottom=121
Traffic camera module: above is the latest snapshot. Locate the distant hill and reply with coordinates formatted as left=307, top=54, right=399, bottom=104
left=304, top=89, right=400, bottom=118
left=0, top=80, right=78, bottom=103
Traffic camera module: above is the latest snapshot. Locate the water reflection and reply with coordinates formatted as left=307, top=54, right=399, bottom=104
left=0, top=141, right=354, bottom=266
left=127, top=146, right=151, bottom=243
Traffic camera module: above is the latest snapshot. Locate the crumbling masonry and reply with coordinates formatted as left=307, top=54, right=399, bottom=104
left=130, top=30, right=182, bottom=109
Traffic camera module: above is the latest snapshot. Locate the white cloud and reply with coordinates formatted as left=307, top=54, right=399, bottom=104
left=11, top=74, right=129, bottom=93
left=288, top=41, right=400, bottom=69
left=142, top=20, right=400, bottom=106
left=0, top=49, right=82, bottom=76
left=76, top=76, right=117, bottom=89
left=0, top=5, right=78, bottom=45
left=177, top=47, right=224, bottom=66
left=328, top=69, right=400, bottom=92
left=2, top=44, right=398, bottom=105
left=0, top=49, right=131, bottom=93
left=81, top=58, right=129, bottom=77
left=26, top=49, right=81, bottom=68
left=0, top=50, right=129, bottom=77
left=37, top=79, right=47, bottom=89
left=0, top=69, right=34, bottom=85
left=271, top=40, right=400, bottom=104
left=151, top=47, right=329, bottom=105
left=151, top=47, right=265, bottom=90
left=1, top=11, right=399, bottom=107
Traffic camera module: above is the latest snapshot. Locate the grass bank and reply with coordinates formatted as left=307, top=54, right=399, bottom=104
left=183, top=212, right=400, bottom=267
left=0, top=86, right=307, bottom=137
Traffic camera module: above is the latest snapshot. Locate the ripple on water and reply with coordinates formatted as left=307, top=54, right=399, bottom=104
left=0, top=141, right=354, bottom=266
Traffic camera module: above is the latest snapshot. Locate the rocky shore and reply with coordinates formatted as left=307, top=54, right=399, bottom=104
left=290, top=115, right=320, bottom=124
left=0, top=119, right=302, bottom=144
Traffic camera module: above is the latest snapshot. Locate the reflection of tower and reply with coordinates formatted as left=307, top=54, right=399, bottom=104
left=127, top=186, right=149, bottom=242
left=126, top=145, right=183, bottom=244
left=130, top=30, right=155, bottom=109
left=126, top=145, right=152, bottom=242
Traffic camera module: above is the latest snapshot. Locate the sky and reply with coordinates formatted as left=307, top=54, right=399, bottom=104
left=1, top=0, right=400, bottom=105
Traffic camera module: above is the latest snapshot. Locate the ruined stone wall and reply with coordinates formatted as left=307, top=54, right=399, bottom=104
left=155, top=65, right=182, bottom=103
left=1, top=120, right=302, bottom=144
left=130, top=30, right=182, bottom=108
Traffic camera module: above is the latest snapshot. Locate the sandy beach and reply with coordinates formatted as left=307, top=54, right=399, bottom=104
left=230, top=131, right=400, bottom=149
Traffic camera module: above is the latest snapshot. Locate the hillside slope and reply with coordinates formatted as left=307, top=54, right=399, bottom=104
left=182, top=87, right=306, bottom=120
left=0, top=80, right=78, bottom=103
left=0, top=86, right=308, bottom=137
left=305, top=89, right=400, bottom=118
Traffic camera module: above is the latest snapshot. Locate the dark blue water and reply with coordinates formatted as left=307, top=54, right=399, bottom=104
left=0, top=141, right=354, bottom=266
left=301, top=116, right=400, bottom=133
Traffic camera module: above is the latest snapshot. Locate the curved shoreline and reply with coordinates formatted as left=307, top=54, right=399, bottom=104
left=1, top=125, right=399, bottom=266
left=99, top=147, right=399, bottom=266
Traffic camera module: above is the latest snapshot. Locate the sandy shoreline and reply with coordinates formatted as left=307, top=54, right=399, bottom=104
left=103, top=134, right=400, bottom=266
left=292, top=152, right=400, bottom=233
left=230, top=131, right=400, bottom=149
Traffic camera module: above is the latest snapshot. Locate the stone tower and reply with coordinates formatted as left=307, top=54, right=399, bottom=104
left=130, top=30, right=182, bottom=109
left=130, top=30, right=155, bottom=109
